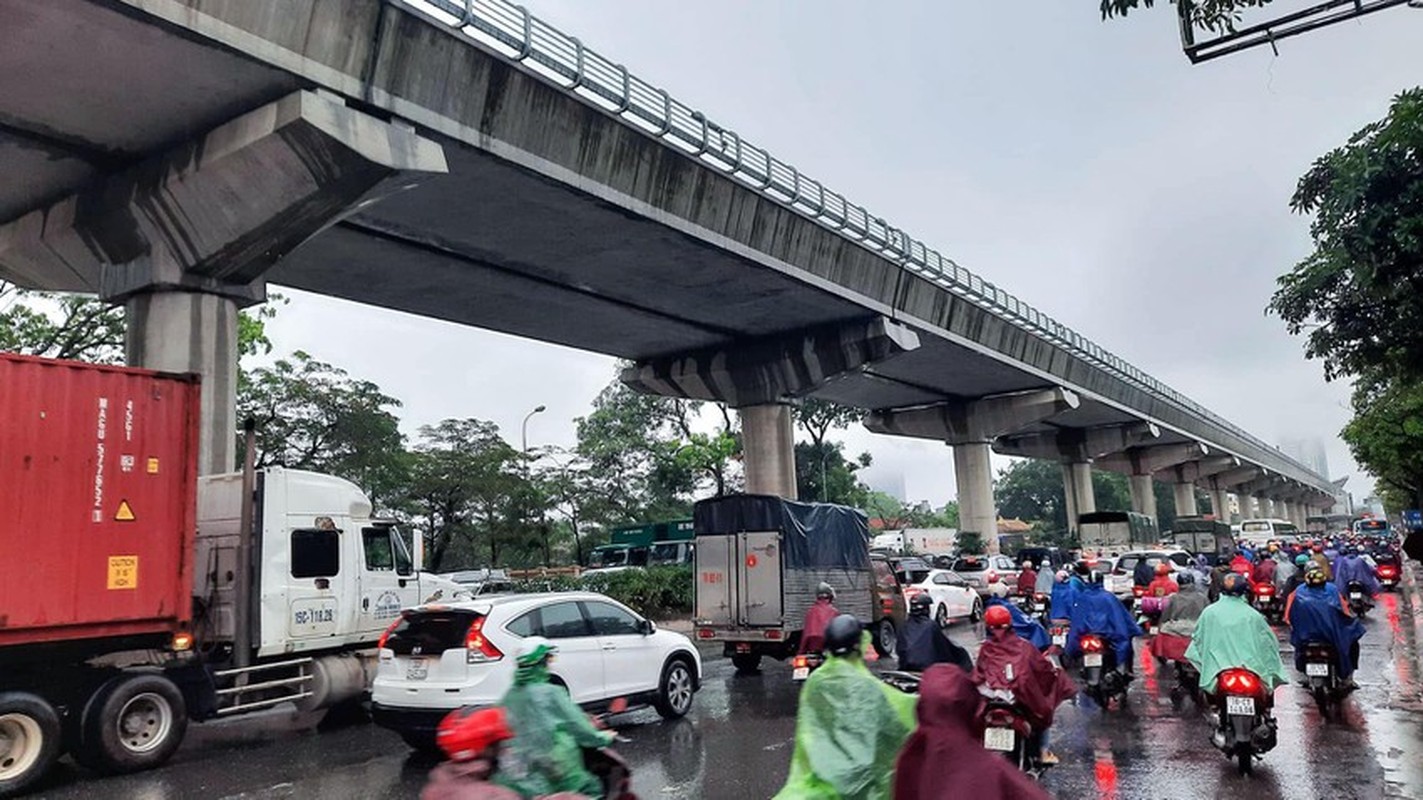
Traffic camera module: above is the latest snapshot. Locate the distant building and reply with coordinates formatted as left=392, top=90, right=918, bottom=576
left=997, top=517, right=1032, bottom=534
left=1280, top=437, right=1330, bottom=480
left=866, top=470, right=908, bottom=502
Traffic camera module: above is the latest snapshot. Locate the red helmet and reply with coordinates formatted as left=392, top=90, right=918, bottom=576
left=437, top=706, right=512, bottom=762
left=984, top=604, right=1012, bottom=629
left=1154, top=563, right=1171, bottom=576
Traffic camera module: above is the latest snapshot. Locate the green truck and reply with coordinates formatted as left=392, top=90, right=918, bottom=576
left=587, top=518, right=694, bottom=572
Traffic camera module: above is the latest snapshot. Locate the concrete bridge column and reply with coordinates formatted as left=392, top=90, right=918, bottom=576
left=1129, top=473, right=1157, bottom=520
left=1174, top=482, right=1199, bottom=517
left=954, top=442, right=996, bottom=552
left=1238, top=494, right=1257, bottom=519
left=1209, top=488, right=1231, bottom=523
left=1063, top=461, right=1096, bottom=532
left=741, top=404, right=798, bottom=498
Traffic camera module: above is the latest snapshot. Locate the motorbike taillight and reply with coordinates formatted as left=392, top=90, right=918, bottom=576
left=1081, top=635, right=1104, bottom=653
left=1254, top=584, right=1274, bottom=596
left=1219, top=668, right=1261, bottom=695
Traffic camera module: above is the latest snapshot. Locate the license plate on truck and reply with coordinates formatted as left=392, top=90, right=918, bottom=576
left=1226, top=696, right=1255, bottom=717
left=406, top=659, right=428, bottom=681
left=984, top=727, right=1016, bottom=751
left=1306, top=662, right=1330, bottom=677
left=1084, top=653, right=1103, bottom=667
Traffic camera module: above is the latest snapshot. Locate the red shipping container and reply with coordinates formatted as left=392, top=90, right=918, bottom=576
left=0, top=353, right=199, bottom=648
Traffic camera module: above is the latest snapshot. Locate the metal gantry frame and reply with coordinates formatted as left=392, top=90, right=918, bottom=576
left=1177, top=0, right=1415, bottom=63
left=405, top=0, right=1335, bottom=490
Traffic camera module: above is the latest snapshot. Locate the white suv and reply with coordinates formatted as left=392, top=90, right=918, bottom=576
left=372, top=592, right=701, bottom=749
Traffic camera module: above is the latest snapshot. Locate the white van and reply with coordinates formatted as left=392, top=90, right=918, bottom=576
left=1237, top=518, right=1300, bottom=546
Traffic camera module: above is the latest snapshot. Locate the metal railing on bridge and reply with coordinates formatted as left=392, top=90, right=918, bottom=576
left=406, top=0, right=1327, bottom=488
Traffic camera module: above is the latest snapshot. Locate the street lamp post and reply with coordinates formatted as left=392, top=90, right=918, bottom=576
left=520, top=405, right=547, bottom=565
left=521, top=405, right=546, bottom=455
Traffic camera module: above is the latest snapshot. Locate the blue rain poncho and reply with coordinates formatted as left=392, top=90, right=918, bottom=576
left=1185, top=594, right=1288, bottom=694
left=1065, top=582, right=1142, bottom=665
left=1285, top=582, right=1365, bottom=678
left=985, top=597, right=1051, bottom=650
left=1332, top=556, right=1380, bottom=596
left=774, top=637, right=917, bottom=800
left=1049, top=580, right=1077, bottom=621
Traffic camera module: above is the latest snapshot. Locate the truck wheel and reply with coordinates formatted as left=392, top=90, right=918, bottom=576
left=0, top=692, right=61, bottom=797
left=653, top=658, right=696, bottom=719
left=873, top=620, right=896, bottom=659
left=83, top=674, right=188, bottom=774
left=731, top=653, right=762, bottom=674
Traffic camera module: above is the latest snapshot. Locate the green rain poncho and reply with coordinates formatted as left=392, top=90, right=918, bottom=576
left=1185, top=594, right=1289, bottom=694
left=495, top=650, right=615, bottom=798
left=773, top=636, right=917, bottom=800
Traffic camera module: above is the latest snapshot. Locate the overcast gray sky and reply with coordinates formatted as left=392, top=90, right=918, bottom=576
left=261, top=1, right=1423, bottom=506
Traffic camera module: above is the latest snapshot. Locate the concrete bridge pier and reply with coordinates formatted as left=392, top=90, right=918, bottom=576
left=1129, top=474, right=1157, bottom=521
left=1238, top=494, right=1258, bottom=519
left=1062, top=461, right=1096, bottom=531
left=741, top=404, right=798, bottom=498
left=1174, top=482, right=1200, bottom=518
left=0, top=90, right=448, bottom=474
left=1098, top=443, right=1212, bottom=523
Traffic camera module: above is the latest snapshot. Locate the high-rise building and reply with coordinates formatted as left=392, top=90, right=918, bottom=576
left=1280, top=437, right=1330, bottom=479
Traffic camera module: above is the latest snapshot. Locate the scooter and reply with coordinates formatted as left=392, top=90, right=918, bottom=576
left=1078, top=633, right=1130, bottom=711
left=1251, top=582, right=1282, bottom=624
left=1378, top=562, right=1400, bottom=591
left=790, top=652, right=824, bottom=683
left=980, top=698, right=1049, bottom=778
left=1302, top=640, right=1350, bottom=720
left=1346, top=581, right=1371, bottom=617
left=1210, top=667, right=1277, bottom=776
left=1171, top=658, right=1205, bottom=711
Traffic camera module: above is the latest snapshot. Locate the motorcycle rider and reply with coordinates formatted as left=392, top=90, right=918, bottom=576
left=423, top=706, right=519, bottom=800
left=1049, top=570, right=1077, bottom=624
left=1016, top=560, right=1039, bottom=597
left=1185, top=573, right=1288, bottom=697
left=1284, top=566, right=1365, bottom=689
left=1066, top=571, right=1143, bottom=675
left=1150, top=571, right=1208, bottom=663
left=972, top=605, right=1075, bottom=766
left=798, top=582, right=840, bottom=655
left=1132, top=556, right=1156, bottom=589
left=775, top=615, right=916, bottom=800
left=898, top=593, right=975, bottom=673
left=894, top=664, right=1049, bottom=800
left=1332, top=546, right=1380, bottom=605
left=1310, top=543, right=1334, bottom=582
left=495, top=639, right=617, bottom=798
left=1282, top=554, right=1311, bottom=600
left=1230, top=550, right=1254, bottom=576
left=1145, top=563, right=1179, bottom=599
left=986, top=572, right=1011, bottom=600
left=1034, top=560, right=1056, bottom=595
left=1252, top=548, right=1278, bottom=587
left=984, top=595, right=1051, bottom=651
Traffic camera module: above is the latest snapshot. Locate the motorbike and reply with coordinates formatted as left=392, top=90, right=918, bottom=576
left=1251, top=581, right=1282, bottom=624
left=879, top=670, right=922, bottom=694
left=1378, top=561, right=1400, bottom=591
left=1171, top=658, right=1205, bottom=711
left=790, top=652, right=824, bottom=683
left=1302, top=640, right=1349, bottom=720
left=1078, top=633, right=1130, bottom=710
left=1210, top=667, right=1277, bottom=776
left=1346, top=581, right=1371, bottom=617
left=1135, top=594, right=1166, bottom=634
left=980, top=698, right=1048, bottom=778
left=428, top=747, right=635, bottom=799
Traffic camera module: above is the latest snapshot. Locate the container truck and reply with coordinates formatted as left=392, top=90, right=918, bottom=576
left=691, top=495, right=873, bottom=673
left=0, top=354, right=463, bottom=796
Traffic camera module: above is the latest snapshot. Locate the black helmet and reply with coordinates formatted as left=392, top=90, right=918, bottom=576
left=1176, top=571, right=1196, bottom=586
left=824, top=614, right=863, bottom=656
left=1221, top=572, right=1250, bottom=597
left=910, top=593, right=933, bottom=615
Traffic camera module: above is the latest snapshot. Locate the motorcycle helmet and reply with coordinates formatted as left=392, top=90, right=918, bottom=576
left=437, top=705, right=512, bottom=762
left=816, top=582, right=837, bottom=601
left=824, top=614, right=863, bottom=656
left=1305, top=566, right=1328, bottom=587
left=1176, top=571, right=1196, bottom=586
left=910, top=592, right=933, bottom=616
left=1154, top=563, right=1171, bottom=577
left=1295, top=554, right=1310, bottom=567
left=983, top=604, right=1013, bottom=630
left=1022, top=561, right=1034, bottom=570
left=516, top=637, right=557, bottom=668
left=1221, top=572, right=1250, bottom=597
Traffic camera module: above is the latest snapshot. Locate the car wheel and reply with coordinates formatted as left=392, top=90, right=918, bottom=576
left=873, top=619, right=896, bottom=659
left=654, top=658, right=696, bottom=719
left=81, top=673, right=187, bottom=774
left=969, top=599, right=984, bottom=623
left=935, top=603, right=949, bottom=628
left=0, top=692, right=62, bottom=797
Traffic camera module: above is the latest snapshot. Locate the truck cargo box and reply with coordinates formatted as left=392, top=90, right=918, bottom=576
left=0, top=354, right=199, bottom=648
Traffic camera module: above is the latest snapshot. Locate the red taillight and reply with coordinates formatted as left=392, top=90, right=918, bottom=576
left=793, top=655, right=808, bottom=669
left=764, top=629, right=783, bottom=640
left=1132, top=586, right=1146, bottom=598
left=1255, top=584, right=1275, bottom=596
left=905, top=587, right=923, bottom=600
left=1380, top=565, right=1398, bottom=578
left=464, top=616, right=503, bottom=663
left=1081, top=635, right=1103, bottom=653
left=1220, top=668, right=1260, bottom=695
left=696, top=628, right=716, bottom=640
left=377, top=617, right=402, bottom=650
left=1035, top=593, right=1048, bottom=602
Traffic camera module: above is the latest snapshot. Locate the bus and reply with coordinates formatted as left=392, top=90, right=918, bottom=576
left=1238, top=518, right=1299, bottom=546
left=1354, top=518, right=1391, bottom=538
left=1306, top=514, right=1353, bottom=536
left=1078, top=511, right=1159, bottom=556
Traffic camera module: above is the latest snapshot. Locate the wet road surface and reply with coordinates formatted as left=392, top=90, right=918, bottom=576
left=27, top=591, right=1423, bottom=799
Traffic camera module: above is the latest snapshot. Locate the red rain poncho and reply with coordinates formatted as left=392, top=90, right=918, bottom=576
left=893, top=665, right=1049, bottom=800
left=799, top=598, right=840, bottom=655
left=970, top=627, right=1076, bottom=731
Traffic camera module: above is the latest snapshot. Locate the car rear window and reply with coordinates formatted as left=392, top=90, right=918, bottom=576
left=952, top=559, right=987, bottom=573
left=384, top=610, right=480, bottom=655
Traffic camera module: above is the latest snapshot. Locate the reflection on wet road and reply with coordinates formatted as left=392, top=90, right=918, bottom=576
left=27, top=591, right=1423, bottom=799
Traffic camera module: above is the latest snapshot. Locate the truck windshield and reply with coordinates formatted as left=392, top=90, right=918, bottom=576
left=649, top=542, right=688, bottom=566
left=591, top=548, right=629, bottom=568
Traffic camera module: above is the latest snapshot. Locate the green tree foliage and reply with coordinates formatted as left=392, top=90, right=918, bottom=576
left=1099, top=0, right=1276, bottom=33
left=861, top=491, right=958, bottom=528
left=1092, top=471, right=1133, bottom=513
left=996, top=460, right=1071, bottom=532
left=795, top=440, right=872, bottom=506
left=1341, top=376, right=1423, bottom=508
left=0, top=282, right=125, bottom=362
left=1269, top=88, right=1423, bottom=383
left=794, top=398, right=863, bottom=448
left=957, top=531, right=986, bottom=555
left=237, top=351, right=408, bottom=507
